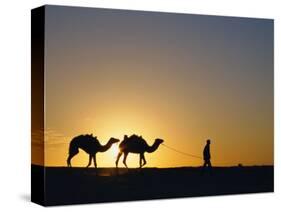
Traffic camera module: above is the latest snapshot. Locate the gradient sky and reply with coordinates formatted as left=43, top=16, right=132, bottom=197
left=32, top=5, right=273, bottom=167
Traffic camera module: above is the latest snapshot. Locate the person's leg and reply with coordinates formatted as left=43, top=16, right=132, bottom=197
left=207, top=160, right=212, bottom=174
left=201, top=160, right=207, bottom=174
left=203, top=160, right=208, bottom=168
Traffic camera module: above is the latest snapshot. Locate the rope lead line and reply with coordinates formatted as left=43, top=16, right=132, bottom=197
left=161, top=143, right=202, bottom=159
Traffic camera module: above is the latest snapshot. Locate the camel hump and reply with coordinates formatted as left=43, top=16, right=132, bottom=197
left=128, top=134, right=147, bottom=145
left=71, top=134, right=98, bottom=143
left=128, top=134, right=143, bottom=139
left=129, top=134, right=140, bottom=140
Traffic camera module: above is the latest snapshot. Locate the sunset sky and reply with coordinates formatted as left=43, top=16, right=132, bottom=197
left=32, top=5, right=273, bottom=167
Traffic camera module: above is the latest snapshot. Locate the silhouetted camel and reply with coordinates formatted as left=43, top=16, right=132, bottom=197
left=67, top=134, right=119, bottom=168
left=115, top=134, right=164, bottom=168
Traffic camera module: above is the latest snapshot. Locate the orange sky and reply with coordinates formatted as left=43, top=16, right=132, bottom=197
left=32, top=6, right=273, bottom=167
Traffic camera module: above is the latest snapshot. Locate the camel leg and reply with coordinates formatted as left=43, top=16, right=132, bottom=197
left=86, top=154, right=92, bottom=168
left=67, top=155, right=72, bottom=167
left=116, top=152, right=122, bottom=168
left=139, top=154, right=142, bottom=168
left=93, top=154, right=97, bottom=168
left=123, top=152, right=129, bottom=168
left=141, top=153, right=146, bottom=168
left=67, top=151, right=78, bottom=167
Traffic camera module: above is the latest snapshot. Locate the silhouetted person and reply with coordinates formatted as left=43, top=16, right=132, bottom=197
left=202, top=139, right=212, bottom=173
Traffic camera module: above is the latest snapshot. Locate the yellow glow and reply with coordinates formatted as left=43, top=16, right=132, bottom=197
left=110, top=143, right=119, bottom=158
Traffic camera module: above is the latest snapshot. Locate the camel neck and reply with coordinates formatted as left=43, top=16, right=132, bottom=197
left=146, top=142, right=160, bottom=153
left=99, top=141, right=112, bottom=152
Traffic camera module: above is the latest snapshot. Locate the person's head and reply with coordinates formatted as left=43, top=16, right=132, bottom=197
left=124, top=135, right=128, bottom=140
left=206, top=139, right=211, bottom=145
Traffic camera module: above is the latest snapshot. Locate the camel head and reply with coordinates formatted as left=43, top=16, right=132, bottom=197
left=155, top=138, right=164, bottom=145
left=108, top=137, right=120, bottom=144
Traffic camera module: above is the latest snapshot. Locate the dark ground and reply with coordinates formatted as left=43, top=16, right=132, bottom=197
left=31, top=165, right=273, bottom=206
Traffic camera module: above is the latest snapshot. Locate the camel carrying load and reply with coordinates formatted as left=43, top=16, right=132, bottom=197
left=116, top=134, right=164, bottom=168
left=67, top=134, right=119, bottom=168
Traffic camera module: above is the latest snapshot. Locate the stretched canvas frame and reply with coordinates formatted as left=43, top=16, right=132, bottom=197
left=31, top=5, right=274, bottom=206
